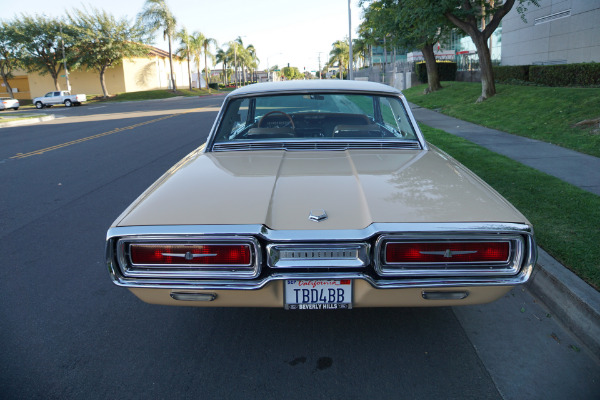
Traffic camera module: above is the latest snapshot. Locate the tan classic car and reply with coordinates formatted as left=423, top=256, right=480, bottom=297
left=106, top=80, right=536, bottom=309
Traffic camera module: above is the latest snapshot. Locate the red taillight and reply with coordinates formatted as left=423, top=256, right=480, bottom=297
left=130, top=244, right=251, bottom=265
left=385, top=242, right=510, bottom=263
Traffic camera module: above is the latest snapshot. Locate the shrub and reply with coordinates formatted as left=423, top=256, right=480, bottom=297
left=494, top=65, right=530, bottom=82
left=416, top=61, right=457, bottom=83
left=208, top=82, right=219, bottom=90
left=529, top=63, right=600, bottom=86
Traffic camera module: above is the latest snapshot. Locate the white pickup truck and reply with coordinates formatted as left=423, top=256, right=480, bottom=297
left=33, top=91, right=87, bottom=109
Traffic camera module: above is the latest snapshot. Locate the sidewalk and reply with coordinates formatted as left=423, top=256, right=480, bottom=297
left=0, top=114, right=55, bottom=128
left=409, top=102, right=600, bottom=359
left=409, top=103, right=600, bottom=196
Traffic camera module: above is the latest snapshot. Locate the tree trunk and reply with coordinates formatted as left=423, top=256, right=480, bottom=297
left=1, top=75, right=14, bottom=99
left=167, top=35, right=176, bottom=92
left=472, top=33, right=496, bottom=102
left=421, top=43, right=442, bottom=94
left=444, top=0, right=514, bottom=102
left=204, top=44, right=210, bottom=93
left=100, top=65, right=109, bottom=98
left=186, top=52, right=192, bottom=91
left=383, top=37, right=387, bottom=75
left=52, top=73, right=60, bottom=91
left=198, top=63, right=202, bottom=90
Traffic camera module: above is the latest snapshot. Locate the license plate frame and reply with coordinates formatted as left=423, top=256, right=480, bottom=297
left=284, top=279, right=353, bottom=310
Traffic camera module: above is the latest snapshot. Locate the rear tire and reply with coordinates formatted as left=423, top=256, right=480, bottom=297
left=35, top=102, right=44, bottom=109
left=13, top=107, right=19, bottom=110
left=64, top=99, right=73, bottom=107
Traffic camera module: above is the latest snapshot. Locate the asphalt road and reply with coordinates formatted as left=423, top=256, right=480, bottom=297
left=1, top=96, right=598, bottom=399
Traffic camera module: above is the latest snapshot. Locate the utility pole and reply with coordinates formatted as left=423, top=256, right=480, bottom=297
left=348, top=0, right=353, bottom=80
left=59, top=23, right=71, bottom=92
left=317, top=52, right=323, bottom=79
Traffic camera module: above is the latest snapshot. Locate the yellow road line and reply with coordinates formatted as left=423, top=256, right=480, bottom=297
left=11, top=113, right=179, bottom=160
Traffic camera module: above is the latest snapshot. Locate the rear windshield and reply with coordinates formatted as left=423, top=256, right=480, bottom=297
left=212, top=93, right=418, bottom=144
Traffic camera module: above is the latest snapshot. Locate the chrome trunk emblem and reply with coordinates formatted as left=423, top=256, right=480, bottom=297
left=309, top=209, right=328, bottom=222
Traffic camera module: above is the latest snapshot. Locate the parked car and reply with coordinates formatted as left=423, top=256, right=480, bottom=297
left=105, top=80, right=537, bottom=310
left=0, top=97, right=20, bottom=111
left=32, top=91, right=86, bottom=109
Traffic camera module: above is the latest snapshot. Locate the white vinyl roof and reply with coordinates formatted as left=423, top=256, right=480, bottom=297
left=227, top=80, right=402, bottom=97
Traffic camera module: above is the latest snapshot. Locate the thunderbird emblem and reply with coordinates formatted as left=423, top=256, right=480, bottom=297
left=309, top=209, right=328, bottom=222
left=420, top=249, right=477, bottom=258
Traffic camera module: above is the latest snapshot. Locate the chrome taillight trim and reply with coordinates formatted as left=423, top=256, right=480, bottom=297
left=267, top=243, right=370, bottom=268
left=374, top=235, right=525, bottom=277
left=114, top=236, right=261, bottom=279
left=106, top=223, right=537, bottom=289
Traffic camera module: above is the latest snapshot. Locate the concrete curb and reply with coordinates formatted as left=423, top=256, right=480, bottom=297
left=527, top=248, right=600, bottom=359
left=408, top=102, right=600, bottom=358
left=0, top=114, right=55, bottom=128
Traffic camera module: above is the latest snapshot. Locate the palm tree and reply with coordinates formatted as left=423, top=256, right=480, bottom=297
left=226, top=41, right=242, bottom=87
left=189, top=32, right=217, bottom=91
left=139, top=0, right=177, bottom=91
left=175, top=27, right=193, bottom=90
left=245, top=44, right=259, bottom=82
left=234, top=37, right=249, bottom=84
left=189, top=32, right=205, bottom=89
left=328, top=39, right=349, bottom=79
left=352, top=38, right=368, bottom=69
left=201, top=36, right=217, bottom=92
left=215, top=47, right=228, bottom=85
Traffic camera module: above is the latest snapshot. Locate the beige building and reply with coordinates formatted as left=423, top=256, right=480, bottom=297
left=1, top=47, right=190, bottom=100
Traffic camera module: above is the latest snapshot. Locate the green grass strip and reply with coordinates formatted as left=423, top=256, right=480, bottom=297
left=86, top=88, right=229, bottom=103
left=404, top=82, right=600, bottom=158
left=420, top=123, right=600, bottom=290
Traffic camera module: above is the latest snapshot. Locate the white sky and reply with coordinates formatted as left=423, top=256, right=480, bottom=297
left=3, top=0, right=364, bottom=72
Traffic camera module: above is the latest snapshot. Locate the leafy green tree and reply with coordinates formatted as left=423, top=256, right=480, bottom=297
left=139, top=0, right=177, bottom=91
left=352, top=37, right=369, bottom=69
left=8, top=15, right=73, bottom=91
left=440, top=0, right=539, bottom=102
left=0, top=21, right=23, bottom=98
left=357, top=19, right=378, bottom=67
left=361, top=0, right=451, bottom=93
left=176, top=27, right=193, bottom=90
left=282, top=66, right=303, bottom=80
left=68, top=8, right=149, bottom=98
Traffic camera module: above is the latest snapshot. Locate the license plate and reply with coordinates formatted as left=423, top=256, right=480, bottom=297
left=284, top=279, right=352, bottom=310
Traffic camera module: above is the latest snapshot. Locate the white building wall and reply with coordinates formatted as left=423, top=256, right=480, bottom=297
left=501, top=0, right=600, bottom=65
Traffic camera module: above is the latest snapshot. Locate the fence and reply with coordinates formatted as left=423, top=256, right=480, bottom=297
left=353, top=61, right=419, bottom=91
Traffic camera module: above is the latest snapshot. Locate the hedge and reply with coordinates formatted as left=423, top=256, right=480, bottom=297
left=416, top=61, right=457, bottom=83
left=493, top=62, right=600, bottom=86
left=493, top=65, right=530, bottom=82
left=208, top=82, right=219, bottom=90
left=529, top=63, right=600, bottom=86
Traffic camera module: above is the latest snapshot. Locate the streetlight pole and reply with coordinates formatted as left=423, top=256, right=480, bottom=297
left=348, top=0, right=353, bottom=80
left=59, top=23, right=71, bottom=92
